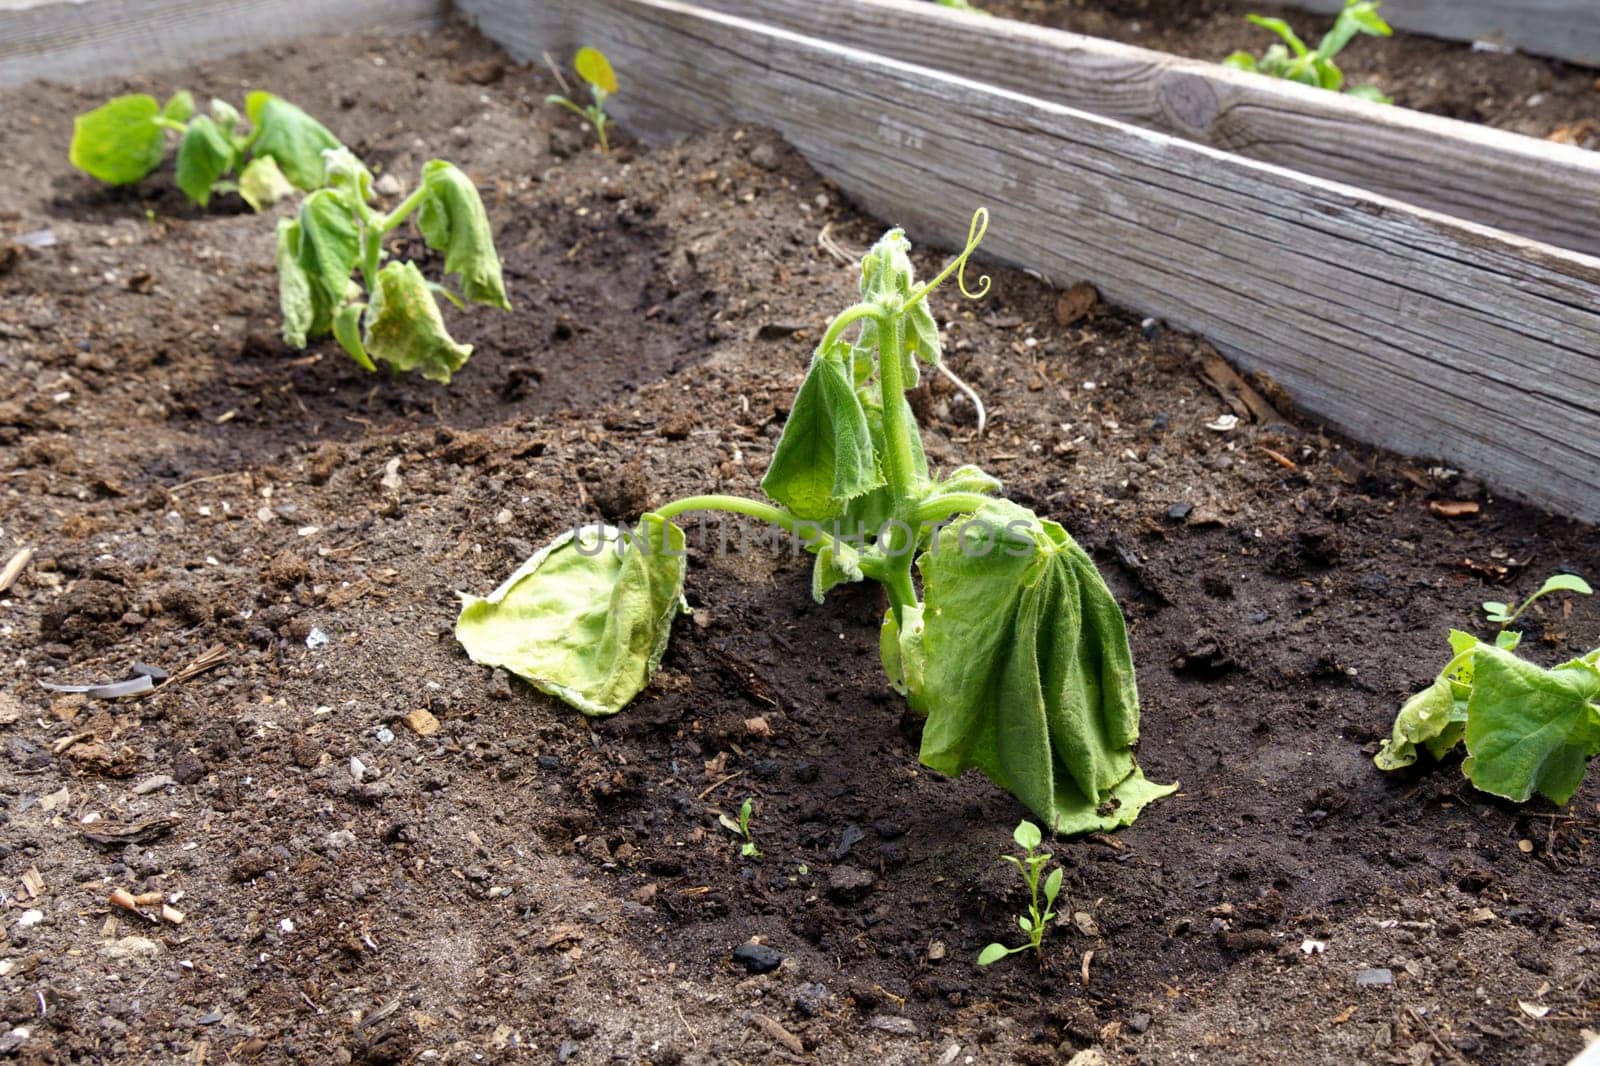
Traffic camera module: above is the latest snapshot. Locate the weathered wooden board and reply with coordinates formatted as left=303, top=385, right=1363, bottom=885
left=0, top=0, right=446, bottom=87
left=681, top=0, right=1600, bottom=259
left=1280, top=0, right=1600, bottom=68
left=464, top=0, right=1600, bottom=522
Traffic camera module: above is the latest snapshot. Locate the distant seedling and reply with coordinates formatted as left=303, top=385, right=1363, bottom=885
left=719, top=797, right=762, bottom=859
left=1223, top=0, right=1393, bottom=103
left=70, top=90, right=342, bottom=209
left=978, top=820, right=1063, bottom=967
left=276, top=148, right=510, bottom=383
left=546, top=47, right=617, bottom=153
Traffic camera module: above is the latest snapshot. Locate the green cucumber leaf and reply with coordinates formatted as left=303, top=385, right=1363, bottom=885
left=174, top=115, right=236, bottom=207
left=245, top=91, right=341, bottom=190
left=811, top=538, right=864, bottom=604
left=417, top=160, right=510, bottom=310
left=332, top=302, right=373, bottom=372
left=1374, top=674, right=1467, bottom=769
left=880, top=605, right=929, bottom=716
left=916, top=500, right=1176, bottom=833
left=761, top=344, right=883, bottom=521
left=833, top=383, right=930, bottom=543
left=905, top=296, right=941, bottom=366
left=238, top=155, right=296, bottom=212
left=456, top=515, right=688, bottom=717
left=1462, top=646, right=1600, bottom=805
left=275, top=219, right=316, bottom=349
left=293, top=189, right=360, bottom=332
left=360, top=260, right=472, bottom=384
left=70, top=94, right=165, bottom=185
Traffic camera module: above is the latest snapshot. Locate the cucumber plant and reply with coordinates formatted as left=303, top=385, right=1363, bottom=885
left=70, top=90, right=341, bottom=209
left=1376, top=574, right=1598, bottom=805
left=978, top=820, right=1062, bottom=967
left=456, top=209, right=1175, bottom=834
left=1223, top=0, right=1393, bottom=103
left=546, top=47, right=617, bottom=153
left=275, top=148, right=510, bottom=384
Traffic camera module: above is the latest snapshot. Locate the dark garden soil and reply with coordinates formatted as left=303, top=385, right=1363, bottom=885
left=2, top=19, right=1598, bottom=1066
left=989, top=0, right=1600, bottom=146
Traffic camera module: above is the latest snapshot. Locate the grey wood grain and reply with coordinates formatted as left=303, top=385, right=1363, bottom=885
left=1279, top=0, right=1600, bottom=67
left=465, top=0, right=1600, bottom=522
left=677, top=0, right=1600, bottom=259
left=0, top=0, right=445, bottom=87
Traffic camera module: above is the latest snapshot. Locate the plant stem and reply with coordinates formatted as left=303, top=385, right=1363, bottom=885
left=653, top=495, right=877, bottom=577
left=911, top=492, right=993, bottom=526
left=874, top=313, right=921, bottom=624
left=378, top=185, right=429, bottom=236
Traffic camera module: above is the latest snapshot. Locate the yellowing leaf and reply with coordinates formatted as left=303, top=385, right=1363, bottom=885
left=360, top=261, right=472, bottom=384
left=275, top=219, right=316, bottom=349
left=456, top=516, right=687, bottom=716
left=238, top=155, right=295, bottom=212
left=293, top=189, right=361, bottom=334
left=70, top=94, right=164, bottom=185
left=574, top=47, right=617, bottom=96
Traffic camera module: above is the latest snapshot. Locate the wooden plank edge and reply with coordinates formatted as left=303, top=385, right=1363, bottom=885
left=462, top=0, right=1600, bottom=525
left=688, top=0, right=1600, bottom=259
left=0, top=0, right=447, bottom=88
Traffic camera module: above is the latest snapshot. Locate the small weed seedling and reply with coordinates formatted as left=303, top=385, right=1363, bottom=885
left=276, top=148, right=510, bottom=383
left=457, top=208, right=1175, bottom=834
left=71, top=90, right=342, bottom=209
left=1377, top=574, right=1598, bottom=805
left=719, top=798, right=762, bottom=859
left=1223, top=0, right=1393, bottom=102
left=978, top=820, right=1063, bottom=966
left=546, top=47, right=617, bottom=153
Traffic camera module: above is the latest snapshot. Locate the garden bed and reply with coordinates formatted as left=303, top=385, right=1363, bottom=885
left=1, top=18, right=1598, bottom=1066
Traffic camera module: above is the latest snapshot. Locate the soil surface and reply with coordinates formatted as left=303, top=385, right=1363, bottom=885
left=989, top=0, right=1600, bottom=145
left=2, top=19, right=1599, bottom=1066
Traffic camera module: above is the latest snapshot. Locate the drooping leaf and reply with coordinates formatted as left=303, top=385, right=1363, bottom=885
left=1462, top=646, right=1600, bottom=805
left=245, top=91, right=341, bottom=190
left=455, top=515, right=688, bottom=717
left=360, top=261, right=472, bottom=384
left=879, top=605, right=929, bottom=716
left=761, top=345, right=883, bottom=521
left=70, top=94, right=164, bottom=185
left=833, top=382, right=929, bottom=543
left=293, top=189, right=360, bottom=331
left=811, top=538, right=864, bottom=604
left=275, top=219, right=316, bottom=349
left=1375, top=630, right=1478, bottom=770
left=238, top=155, right=296, bottom=211
left=916, top=500, right=1176, bottom=834
left=1245, top=14, right=1309, bottom=56
left=161, top=91, right=195, bottom=124
left=905, top=296, right=942, bottom=366
left=332, top=302, right=374, bottom=372
left=573, top=47, right=618, bottom=96
left=174, top=115, right=236, bottom=206
left=417, top=160, right=510, bottom=310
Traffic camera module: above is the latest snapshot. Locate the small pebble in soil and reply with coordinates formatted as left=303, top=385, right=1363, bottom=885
left=869, top=1015, right=918, bottom=1036
left=834, top=824, right=865, bottom=860
left=1165, top=502, right=1193, bottom=522
left=791, top=982, right=829, bottom=1017
left=825, top=865, right=875, bottom=903
left=305, top=628, right=329, bottom=649
left=375, top=727, right=395, bottom=746
left=1355, top=968, right=1394, bottom=987
left=1127, top=1012, right=1152, bottom=1034
left=731, top=941, right=784, bottom=974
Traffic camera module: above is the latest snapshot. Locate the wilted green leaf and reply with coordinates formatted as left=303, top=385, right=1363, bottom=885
left=238, top=155, right=295, bottom=211
left=456, top=515, right=688, bottom=716
left=174, top=115, right=236, bottom=206
left=70, top=94, right=164, bottom=185
left=361, top=261, right=472, bottom=384
left=1374, top=674, right=1467, bottom=769
left=1463, top=646, right=1600, bottom=805
left=293, top=189, right=360, bottom=331
left=245, top=91, right=341, bottom=190
left=916, top=500, right=1176, bottom=833
left=275, top=219, right=316, bottom=349
left=879, top=605, right=928, bottom=715
left=332, top=302, right=374, bottom=372
left=761, top=345, right=883, bottom=521
left=417, top=160, right=510, bottom=310
left=811, top=538, right=864, bottom=604
left=574, top=46, right=617, bottom=95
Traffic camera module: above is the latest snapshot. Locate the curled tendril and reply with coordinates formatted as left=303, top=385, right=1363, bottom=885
left=908, top=207, right=992, bottom=306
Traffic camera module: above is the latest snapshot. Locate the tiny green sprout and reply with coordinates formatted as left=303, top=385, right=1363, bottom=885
left=546, top=47, right=617, bottom=153
left=70, top=90, right=341, bottom=210
left=1222, top=0, right=1393, bottom=103
left=719, top=797, right=762, bottom=859
left=1482, top=574, right=1594, bottom=629
left=978, top=820, right=1064, bottom=967
left=275, top=148, right=510, bottom=383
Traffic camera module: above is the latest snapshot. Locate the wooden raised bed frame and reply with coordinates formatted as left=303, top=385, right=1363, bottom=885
left=4, top=0, right=1598, bottom=525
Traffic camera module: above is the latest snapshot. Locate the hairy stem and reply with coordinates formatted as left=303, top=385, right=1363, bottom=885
left=377, top=185, right=430, bottom=236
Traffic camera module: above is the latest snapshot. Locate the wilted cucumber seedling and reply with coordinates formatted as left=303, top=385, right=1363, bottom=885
left=276, top=148, right=510, bottom=383
left=70, top=90, right=342, bottom=209
left=457, top=208, right=1174, bottom=835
